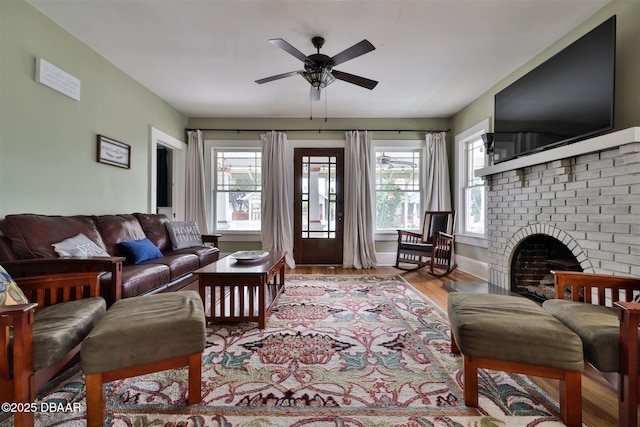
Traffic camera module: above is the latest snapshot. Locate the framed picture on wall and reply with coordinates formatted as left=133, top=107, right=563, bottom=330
left=97, top=135, right=130, bottom=169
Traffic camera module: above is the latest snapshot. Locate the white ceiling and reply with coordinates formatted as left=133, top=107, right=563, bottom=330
left=27, top=0, right=612, bottom=119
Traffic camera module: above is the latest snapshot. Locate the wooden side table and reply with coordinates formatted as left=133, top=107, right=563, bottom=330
left=194, top=251, right=286, bottom=329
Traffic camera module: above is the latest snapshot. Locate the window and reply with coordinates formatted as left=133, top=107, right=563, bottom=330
left=214, top=150, right=261, bottom=231
left=462, top=137, right=486, bottom=235
left=375, top=150, right=421, bottom=230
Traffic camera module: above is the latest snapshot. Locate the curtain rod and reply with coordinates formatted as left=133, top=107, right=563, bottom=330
left=185, top=128, right=450, bottom=134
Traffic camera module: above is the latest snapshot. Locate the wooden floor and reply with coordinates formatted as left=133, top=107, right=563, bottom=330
left=289, top=265, right=623, bottom=427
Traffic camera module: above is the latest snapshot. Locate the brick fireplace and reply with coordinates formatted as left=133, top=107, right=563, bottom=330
left=479, top=128, right=640, bottom=292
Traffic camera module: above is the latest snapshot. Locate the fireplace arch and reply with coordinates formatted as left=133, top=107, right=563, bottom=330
left=504, top=223, right=594, bottom=274
left=490, top=222, right=596, bottom=300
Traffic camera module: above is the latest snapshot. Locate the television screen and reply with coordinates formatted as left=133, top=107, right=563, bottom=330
left=493, top=16, right=616, bottom=163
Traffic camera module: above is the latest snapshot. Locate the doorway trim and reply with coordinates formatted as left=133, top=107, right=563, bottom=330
left=149, top=126, right=186, bottom=220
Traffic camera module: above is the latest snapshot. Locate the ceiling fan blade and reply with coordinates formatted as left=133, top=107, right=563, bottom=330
left=330, top=39, right=375, bottom=66
left=269, top=38, right=308, bottom=62
left=255, top=70, right=301, bottom=84
left=331, top=70, right=378, bottom=90
left=309, top=86, right=321, bottom=102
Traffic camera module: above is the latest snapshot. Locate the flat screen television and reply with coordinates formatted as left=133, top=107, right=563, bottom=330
left=493, top=16, right=616, bottom=163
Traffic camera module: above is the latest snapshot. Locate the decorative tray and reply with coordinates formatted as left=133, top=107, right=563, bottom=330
left=229, top=250, right=269, bottom=262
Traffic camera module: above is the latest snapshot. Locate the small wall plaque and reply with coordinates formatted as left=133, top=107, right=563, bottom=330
left=97, top=135, right=130, bottom=169
left=35, top=58, right=81, bottom=101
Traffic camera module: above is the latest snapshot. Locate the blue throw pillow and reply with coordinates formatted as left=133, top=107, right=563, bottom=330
left=117, top=238, right=163, bottom=264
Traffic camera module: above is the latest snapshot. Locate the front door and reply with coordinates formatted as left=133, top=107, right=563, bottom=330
left=293, top=148, right=344, bottom=264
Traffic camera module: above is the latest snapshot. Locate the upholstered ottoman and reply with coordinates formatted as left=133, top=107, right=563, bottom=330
left=447, top=292, right=584, bottom=427
left=81, top=291, right=206, bottom=427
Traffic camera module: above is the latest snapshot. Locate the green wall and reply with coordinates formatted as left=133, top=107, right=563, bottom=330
left=451, top=0, right=640, bottom=262
left=452, top=0, right=639, bottom=139
left=0, top=0, right=188, bottom=216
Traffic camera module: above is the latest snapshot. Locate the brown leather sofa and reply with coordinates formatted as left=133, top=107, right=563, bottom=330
left=0, top=213, right=219, bottom=304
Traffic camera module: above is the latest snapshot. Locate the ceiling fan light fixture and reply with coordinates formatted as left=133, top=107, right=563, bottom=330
left=301, top=67, right=335, bottom=89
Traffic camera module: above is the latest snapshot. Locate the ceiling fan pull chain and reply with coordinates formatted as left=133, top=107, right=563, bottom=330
left=309, top=96, right=313, bottom=121
left=325, top=88, right=328, bottom=122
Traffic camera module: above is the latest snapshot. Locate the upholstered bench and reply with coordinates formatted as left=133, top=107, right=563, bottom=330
left=81, top=291, right=206, bottom=427
left=447, top=292, right=584, bottom=427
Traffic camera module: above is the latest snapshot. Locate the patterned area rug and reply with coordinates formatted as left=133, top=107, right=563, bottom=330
left=5, top=275, right=568, bottom=426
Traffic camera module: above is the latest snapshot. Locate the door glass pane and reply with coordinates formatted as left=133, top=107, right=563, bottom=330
left=300, top=155, right=337, bottom=239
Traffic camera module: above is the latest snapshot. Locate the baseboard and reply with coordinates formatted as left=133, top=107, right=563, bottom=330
left=219, top=251, right=489, bottom=280
left=376, top=252, right=398, bottom=266
left=376, top=252, right=488, bottom=280
left=454, top=254, right=489, bottom=280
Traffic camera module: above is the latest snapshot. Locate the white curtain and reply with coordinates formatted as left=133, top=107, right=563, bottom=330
left=185, top=130, right=208, bottom=232
left=261, top=131, right=295, bottom=269
left=425, top=131, right=452, bottom=211
left=343, top=130, right=377, bottom=269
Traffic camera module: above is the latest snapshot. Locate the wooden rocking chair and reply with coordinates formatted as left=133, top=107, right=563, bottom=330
left=395, top=211, right=456, bottom=276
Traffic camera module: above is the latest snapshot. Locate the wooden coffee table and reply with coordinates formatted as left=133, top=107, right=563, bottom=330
left=194, top=251, right=286, bottom=329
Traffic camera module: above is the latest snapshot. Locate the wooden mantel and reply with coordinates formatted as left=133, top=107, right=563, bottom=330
left=476, top=127, right=640, bottom=177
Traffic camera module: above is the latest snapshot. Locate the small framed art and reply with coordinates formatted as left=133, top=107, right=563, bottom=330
left=97, top=135, right=130, bottom=169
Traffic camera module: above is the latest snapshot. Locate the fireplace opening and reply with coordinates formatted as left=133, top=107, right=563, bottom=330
left=510, top=234, right=582, bottom=303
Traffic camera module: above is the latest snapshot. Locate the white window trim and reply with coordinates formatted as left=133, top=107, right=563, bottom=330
left=455, top=120, right=489, bottom=248
left=204, top=140, right=262, bottom=238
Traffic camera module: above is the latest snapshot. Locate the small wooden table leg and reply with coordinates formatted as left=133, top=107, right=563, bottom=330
left=559, top=370, right=582, bottom=427
left=450, top=333, right=460, bottom=354
left=13, top=411, right=34, bottom=427
left=463, top=355, right=479, bottom=407
left=279, top=261, right=286, bottom=289
left=258, top=280, right=266, bottom=329
left=85, top=373, right=105, bottom=427
left=198, top=281, right=208, bottom=321
left=188, top=352, right=202, bottom=405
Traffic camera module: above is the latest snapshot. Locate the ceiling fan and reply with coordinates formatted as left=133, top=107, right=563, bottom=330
left=376, top=153, right=417, bottom=169
left=255, top=36, right=378, bottom=101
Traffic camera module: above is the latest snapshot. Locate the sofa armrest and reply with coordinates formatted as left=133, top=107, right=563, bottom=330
left=552, top=271, right=640, bottom=307
left=2, top=257, right=125, bottom=304
left=202, top=233, right=221, bottom=247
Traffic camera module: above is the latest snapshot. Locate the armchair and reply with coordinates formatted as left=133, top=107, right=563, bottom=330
left=1, top=271, right=106, bottom=427
left=616, top=301, right=640, bottom=427
left=395, top=210, right=456, bottom=276
left=543, top=271, right=640, bottom=427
